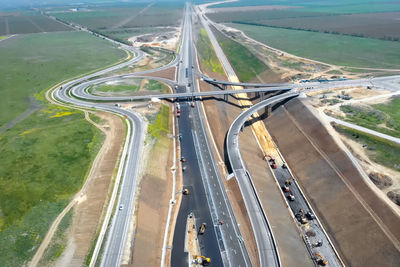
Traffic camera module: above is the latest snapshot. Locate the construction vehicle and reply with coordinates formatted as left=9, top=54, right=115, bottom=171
left=182, top=189, right=190, bottom=195
left=193, top=255, right=210, bottom=266
left=305, top=211, right=315, bottom=220
left=314, top=253, right=328, bottom=266
left=281, top=185, right=290, bottom=193
left=295, top=209, right=308, bottom=224
left=198, top=223, right=207, bottom=235
left=313, top=240, right=323, bottom=248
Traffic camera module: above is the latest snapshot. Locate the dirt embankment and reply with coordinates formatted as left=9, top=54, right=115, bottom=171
left=265, top=98, right=400, bottom=266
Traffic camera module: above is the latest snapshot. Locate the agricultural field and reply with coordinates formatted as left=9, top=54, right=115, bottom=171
left=51, top=2, right=183, bottom=40
left=196, top=28, right=224, bottom=75
left=227, top=23, right=400, bottom=69
left=207, top=0, right=400, bottom=41
left=210, top=0, right=400, bottom=13
left=0, top=12, right=72, bottom=35
left=209, top=10, right=400, bottom=41
left=0, top=31, right=125, bottom=129
left=212, top=27, right=267, bottom=82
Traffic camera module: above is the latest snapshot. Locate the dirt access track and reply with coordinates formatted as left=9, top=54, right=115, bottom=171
left=265, top=98, right=400, bottom=266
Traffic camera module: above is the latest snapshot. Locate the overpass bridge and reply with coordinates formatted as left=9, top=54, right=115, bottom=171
left=197, top=72, right=289, bottom=89
left=71, top=78, right=292, bottom=102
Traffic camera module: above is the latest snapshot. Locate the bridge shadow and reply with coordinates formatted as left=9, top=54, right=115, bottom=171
left=223, top=97, right=296, bottom=171
left=244, top=97, right=294, bottom=127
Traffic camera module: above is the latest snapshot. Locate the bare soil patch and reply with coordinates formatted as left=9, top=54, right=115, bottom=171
left=142, top=66, right=176, bottom=81
left=265, top=99, right=400, bottom=266
left=207, top=5, right=299, bottom=13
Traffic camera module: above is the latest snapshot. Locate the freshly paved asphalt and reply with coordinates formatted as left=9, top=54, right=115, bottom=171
left=171, top=3, right=251, bottom=267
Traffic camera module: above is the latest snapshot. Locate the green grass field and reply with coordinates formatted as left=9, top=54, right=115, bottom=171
left=148, top=104, right=170, bottom=139
left=0, top=102, right=104, bottom=265
left=196, top=28, right=224, bottom=75
left=230, top=23, right=400, bottom=69
left=336, top=125, right=400, bottom=171
left=212, top=27, right=267, bottom=82
left=38, top=210, right=72, bottom=265
left=95, top=84, right=140, bottom=93
left=0, top=30, right=125, bottom=265
left=92, top=79, right=165, bottom=94
left=0, top=31, right=125, bottom=128
left=340, top=97, right=400, bottom=138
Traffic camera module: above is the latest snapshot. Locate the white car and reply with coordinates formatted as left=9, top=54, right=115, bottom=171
left=119, top=204, right=124, bottom=210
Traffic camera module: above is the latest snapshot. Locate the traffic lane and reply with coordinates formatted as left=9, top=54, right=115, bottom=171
left=190, top=103, right=250, bottom=267
left=172, top=102, right=223, bottom=266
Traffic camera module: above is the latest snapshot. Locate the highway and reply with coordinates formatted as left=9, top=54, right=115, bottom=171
left=70, top=75, right=290, bottom=102
left=46, top=2, right=400, bottom=267
left=171, top=3, right=251, bottom=267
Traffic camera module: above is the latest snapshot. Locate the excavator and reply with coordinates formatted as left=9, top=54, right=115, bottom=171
left=193, top=255, right=211, bottom=266
left=314, top=253, right=328, bottom=266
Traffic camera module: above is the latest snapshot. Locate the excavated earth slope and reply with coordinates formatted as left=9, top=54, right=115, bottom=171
left=264, top=98, right=400, bottom=266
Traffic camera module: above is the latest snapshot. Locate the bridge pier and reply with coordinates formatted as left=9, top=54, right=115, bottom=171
left=224, top=94, right=229, bottom=102
left=260, top=92, right=265, bottom=101
left=222, top=84, right=227, bottom=90
left=265, top=105, right=272, bottom=117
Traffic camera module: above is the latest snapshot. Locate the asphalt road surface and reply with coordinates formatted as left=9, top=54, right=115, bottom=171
left=171, top=3, right=250, bottom=267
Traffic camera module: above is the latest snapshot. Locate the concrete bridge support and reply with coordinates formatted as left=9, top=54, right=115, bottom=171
left=265, top=105, right=272, bottom=117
